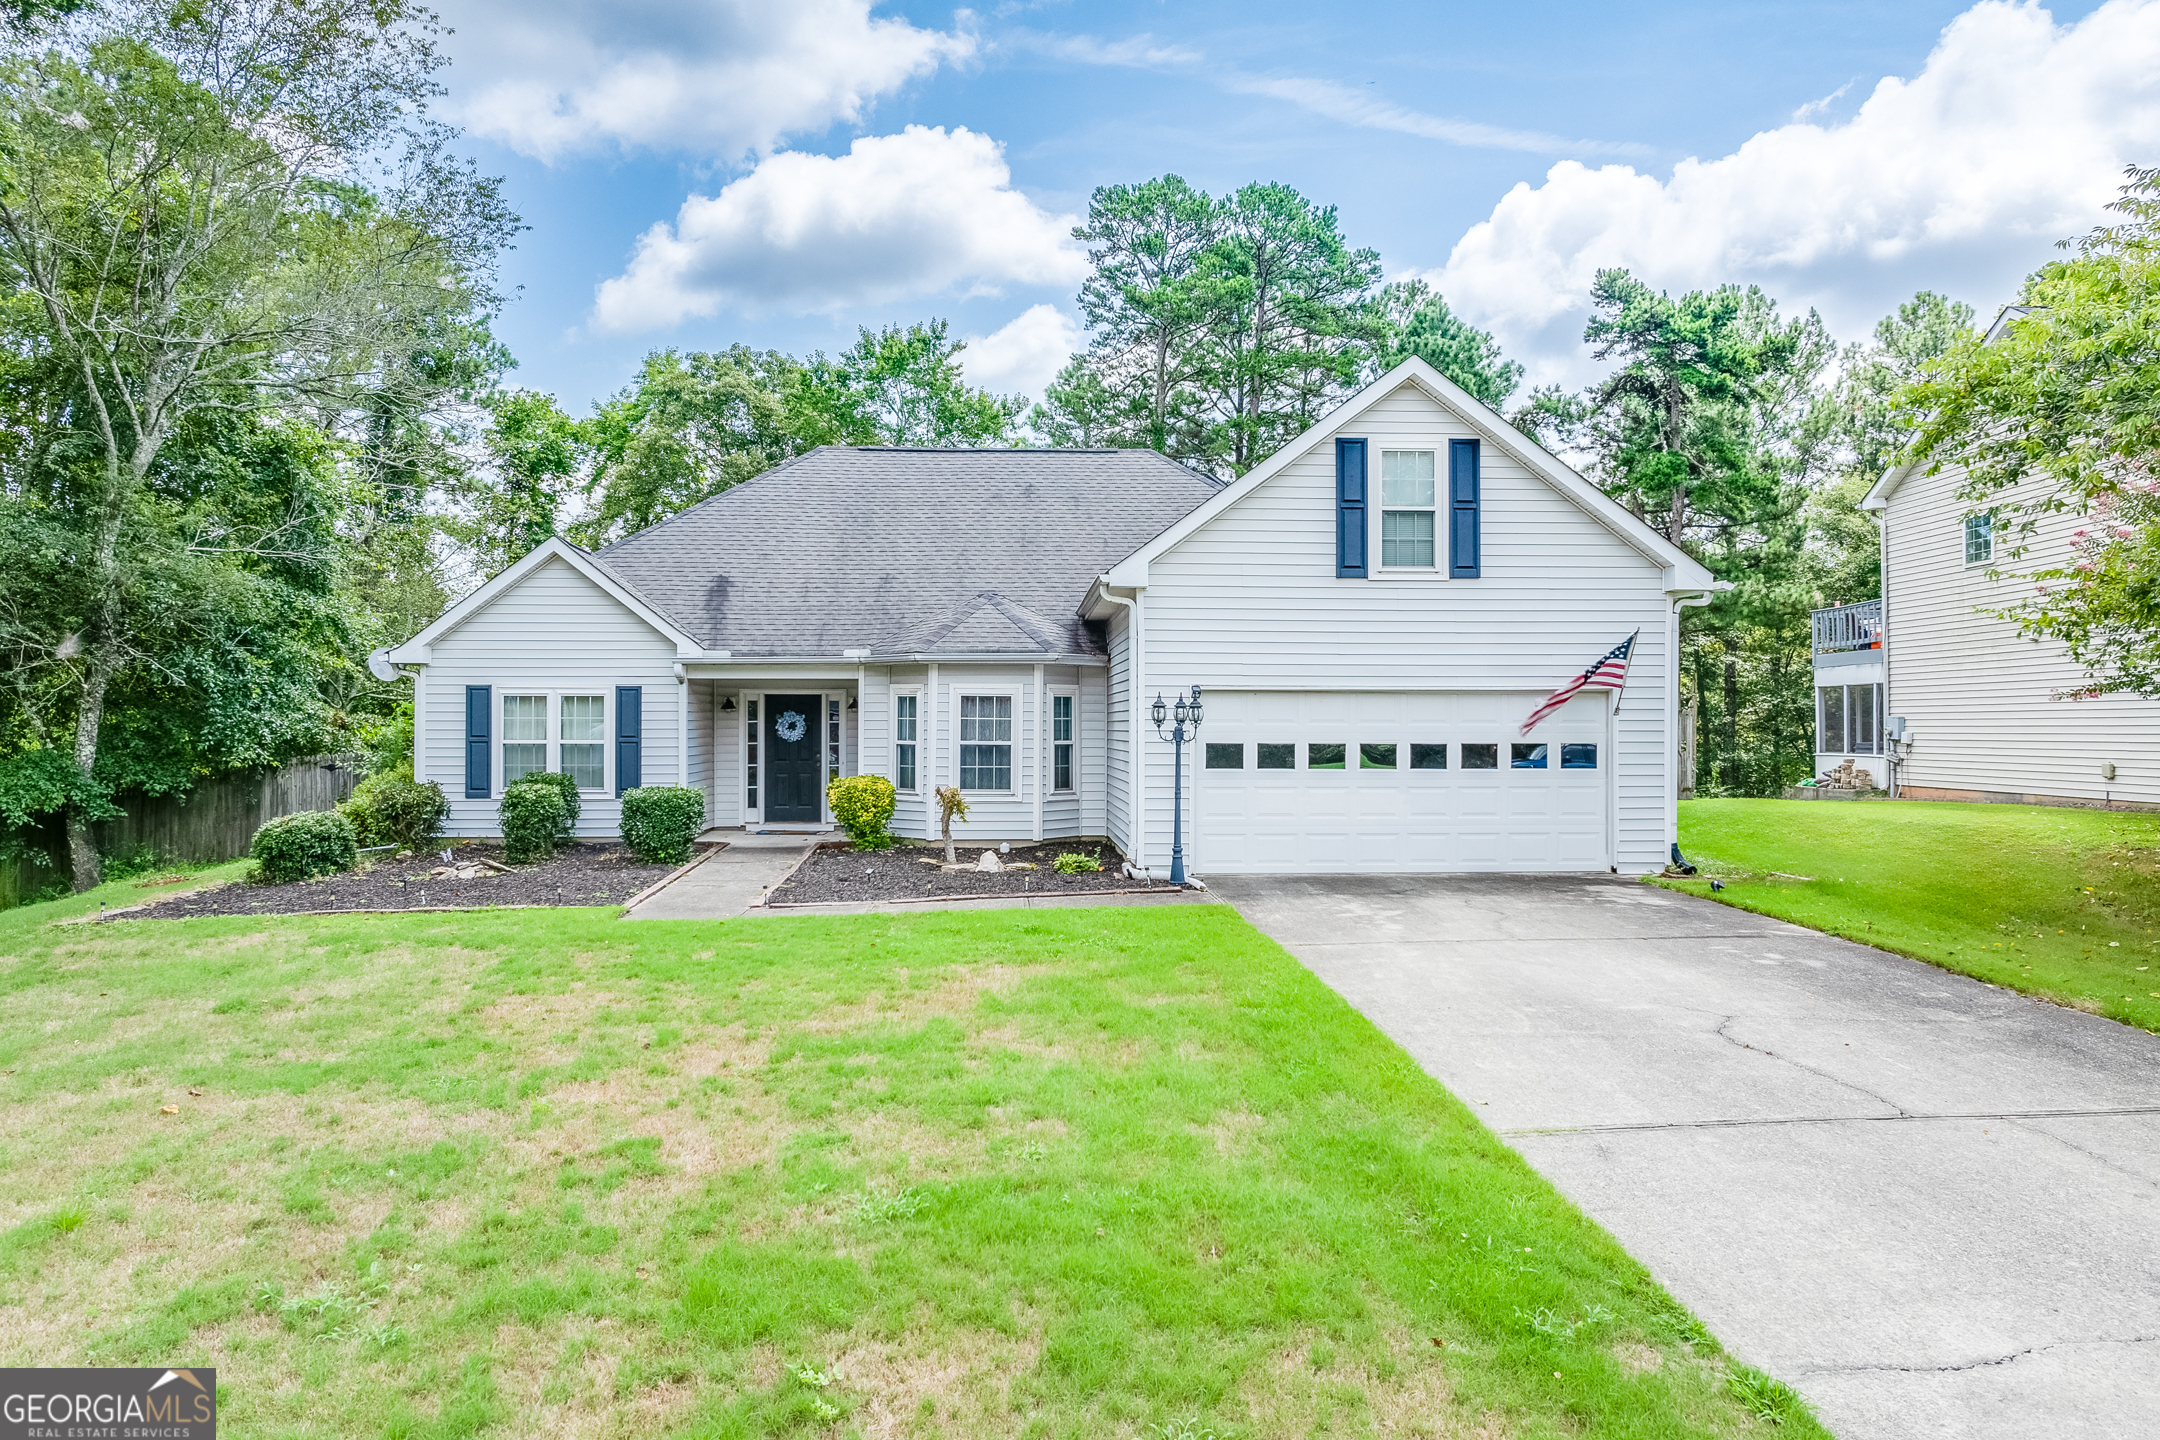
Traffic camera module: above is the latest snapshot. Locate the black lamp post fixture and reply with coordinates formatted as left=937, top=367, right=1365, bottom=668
left=1151, top=684, right=1204, bottom=884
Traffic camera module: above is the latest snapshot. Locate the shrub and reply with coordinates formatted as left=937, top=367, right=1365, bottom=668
left=517, top=770, right=582, bottom=831
left=341, top=774, right=449, bottom=852
left=500, top=781, right=570, bottom=865
left=250, top=809, right=359, bottom=884
left=827, top=774, right=897, bottom=850
left=1054, top=852, right=1102, bottom=875
left=620, top=786, right=705, bottom=864
left=361, top=701, right=415, bottom=781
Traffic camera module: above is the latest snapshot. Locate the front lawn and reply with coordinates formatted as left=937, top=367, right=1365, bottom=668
left=0, top=879, right=1812, bottom=1438
left=1665, top=798, right=2160, bottom=1032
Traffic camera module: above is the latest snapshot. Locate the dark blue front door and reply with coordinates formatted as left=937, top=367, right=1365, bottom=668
left=765, top=695, right=822, bottom=822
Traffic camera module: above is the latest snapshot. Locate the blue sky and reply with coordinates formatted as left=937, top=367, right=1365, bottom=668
left=428, top=0, right=2155, bottom=413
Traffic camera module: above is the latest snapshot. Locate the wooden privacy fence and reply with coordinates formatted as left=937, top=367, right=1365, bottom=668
left=91, top=753, right=363, bottom=865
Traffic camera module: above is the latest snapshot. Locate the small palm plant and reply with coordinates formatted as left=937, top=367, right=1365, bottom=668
left=935, top=785, right=968, bottom=864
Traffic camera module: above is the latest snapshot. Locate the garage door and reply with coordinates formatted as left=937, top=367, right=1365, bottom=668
left=1191, top=691, right=1610, bottom=874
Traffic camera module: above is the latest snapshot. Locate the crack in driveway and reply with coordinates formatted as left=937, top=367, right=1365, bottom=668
left=1503, top=1102, right=2160, bottom=1137
left=1711, top=1013, right=1912, bottom=1117
left=1796, top=1333, right=2160, bottom=1376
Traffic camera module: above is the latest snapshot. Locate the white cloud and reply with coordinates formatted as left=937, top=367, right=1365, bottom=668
left=1435, top=0, right=2160, bottom=388
left=593, top=127, right=1089, bottom=333
left=1220, top=74, right=1649, bottom=158
left=437, top=0, right=973, bottom=162
left=960, top=304, right=1085, bottom=401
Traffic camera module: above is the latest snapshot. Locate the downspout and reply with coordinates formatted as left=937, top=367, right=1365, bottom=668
left=674, top=663, right=689, bottom=788
left=926, top=662, right=940, bottom=842
left=1032, top=662, right=1045, bottom=843
left=1095, top=584, right=1144, bottom=871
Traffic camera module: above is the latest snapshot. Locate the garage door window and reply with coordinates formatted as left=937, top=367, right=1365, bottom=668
left=1206, top=743, right=1243, bottom=768
left=1308, top=743, right=1346, bottom=770
left=1257, top=744, right=1294, bottom=769
left=1512, top=743, right=1548, bottom=768
left=1360, top=743, right=1397, bottom=768
left=1461, top=744, right=1498, bottom=769
left=1410, top=744, right=1447, bottom=769
left=1562, top=743, right=1598, bottom=769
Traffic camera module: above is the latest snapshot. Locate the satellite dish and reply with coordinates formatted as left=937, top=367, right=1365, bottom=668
left=367, top=648, right=402, bottom=683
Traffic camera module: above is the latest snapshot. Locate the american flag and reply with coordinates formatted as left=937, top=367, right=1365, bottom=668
left=1520, top=632, right=1638, bottom=736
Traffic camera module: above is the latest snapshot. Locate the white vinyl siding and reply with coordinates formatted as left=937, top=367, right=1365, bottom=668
left=1137, top=380, right=1666, bottom=873
left=416, top=554, right=682, bottom=838
left=1883, top=464, right=2160, bottom=804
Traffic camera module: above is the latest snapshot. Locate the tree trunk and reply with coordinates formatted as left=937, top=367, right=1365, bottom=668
left=1720, top=644, right=1742, bottom=793
left=67, top=649, right=115, bottom=890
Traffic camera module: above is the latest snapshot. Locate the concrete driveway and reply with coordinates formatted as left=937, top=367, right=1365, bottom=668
left=1211, top=874, right=2160, bottom=1440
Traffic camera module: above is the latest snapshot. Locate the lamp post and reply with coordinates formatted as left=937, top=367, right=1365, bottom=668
left=1151, top=684, right=1203, bottom=884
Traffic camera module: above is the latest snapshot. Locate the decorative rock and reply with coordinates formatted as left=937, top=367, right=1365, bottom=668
left=975, top=850, right=1004, bottom=873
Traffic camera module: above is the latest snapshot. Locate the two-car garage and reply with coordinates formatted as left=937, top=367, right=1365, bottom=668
left=1190, top=690, right=1611, bottom=874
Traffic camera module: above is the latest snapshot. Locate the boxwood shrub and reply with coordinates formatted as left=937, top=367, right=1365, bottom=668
left=827, top=774, right=897, bottom=850
left=516, top=770, right=582, bottom=831
left=500, top=781, right=571, bottom=865
left=341, top=774, right=449, bottom=852
left=619, top=786, right=705, bottom=864
left=250, top=809, right=359, bottom=884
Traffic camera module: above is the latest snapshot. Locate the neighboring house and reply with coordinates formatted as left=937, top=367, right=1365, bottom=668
left=375, top=358, right=1718, bottom=875
left=1820, top=307, right=2160, bottom=806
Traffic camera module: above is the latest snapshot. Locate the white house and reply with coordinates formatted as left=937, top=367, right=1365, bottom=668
left=377, top=359, right=1719, bottom=875
left=1830, top=439, right=2160, bottom=809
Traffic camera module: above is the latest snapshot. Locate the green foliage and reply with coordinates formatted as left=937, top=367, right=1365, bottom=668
left=825, top=774, right=897, bottom=850
left=1907, top=165, right=2160, bottom=693
left=1726, top=1365, right=1815, bottom=1427
left=515, top=770, right=583, bottom=831
left=1371, top=279, right=1523, bottom=408
left=340, top=774, right=448, bottom=852
left=249, top=809, right=358, bottom=884
left=499, top=781, right=571, bottom=865
left=456, top=391, right=587, bottom=576
left=791, top=320, right=1025, bottom=449
left=617, top=786, right=704, bottom=864
left=1054, top=851, right=1102, bottom=875
left=359, top=702, right=415, bottom=782
left=0, top=749, right=113, bottom=830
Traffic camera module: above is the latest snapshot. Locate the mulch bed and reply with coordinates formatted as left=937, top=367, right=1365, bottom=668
left=107, top=842, right=682, bottom=920
left=773, top=841, right=1173, bottom=906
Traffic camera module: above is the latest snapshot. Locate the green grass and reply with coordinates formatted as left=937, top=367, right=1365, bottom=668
left=0, top=872, right=1815, bottom=1439
left=1664, top=798, right=2160, bottom=1032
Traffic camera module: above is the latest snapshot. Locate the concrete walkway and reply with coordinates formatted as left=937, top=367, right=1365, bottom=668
left=1211, top=873, right=2160, bottom=1440
left=621, top=830, right=819, bottom=919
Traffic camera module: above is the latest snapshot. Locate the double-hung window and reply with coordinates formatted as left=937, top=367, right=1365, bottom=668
left=894, top=693, right=918, bottom=791
left=1380, top=449, right=1437, bottom=568
left=502, top=696, right=548, bottom=784
left=959, top=695, right=1012, bottom=791
left=1052, top=693, right=1075, bottom=791
left=559, top=695, right=605, bottom=789
left=1964, top=511, right=1993, bottom=564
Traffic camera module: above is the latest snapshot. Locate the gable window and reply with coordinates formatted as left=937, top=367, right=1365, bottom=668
left=503, top=695, right=547, bottom=785
left=1964, top=511, right=1993, bottom=564
left=894, top=693, right=918, bottom=791
left=1380, top=450, right=1437, bottom=567
left=1052, top=692, right=1075, bottom=791
left=559, top=695, right=606, bottom=789
left=959, top=694, right=1013, bottom=790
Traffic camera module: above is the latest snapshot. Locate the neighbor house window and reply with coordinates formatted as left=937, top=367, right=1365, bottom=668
left=1053, top=693, right=1075, bottom=791
left=1257, top=744, right=1295, bottom=769
left=1205, top=743, right=1243, bottom=769
left=959, top=695, right=1012, bottom=790
left=894, top=693, right=918, bottom=791
left=1461, top=744, right=1499, bottom=770
left=503, top=695, right=547, bottom=785
left=559, top=695, right=605, bottom=789
left=1818, top=684, right=1882, bottom=755
left=1965, top=511, right=1993, bottom=564
left=1381, top=449, right=1437, bottom=568
left=1512, top=743, right=1548, bottom=769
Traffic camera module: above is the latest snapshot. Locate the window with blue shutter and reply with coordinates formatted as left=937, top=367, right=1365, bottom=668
left=1336, top=437, right=1368, bottom=578
left=1449, top=438, right=1481, bottom=578
left=464, top=686, right=491, bottom=798
left=615, top=686, right=642, bottom=795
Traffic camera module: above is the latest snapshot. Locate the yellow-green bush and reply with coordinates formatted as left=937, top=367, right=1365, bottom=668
left=827, top=774, right=897, bottom=850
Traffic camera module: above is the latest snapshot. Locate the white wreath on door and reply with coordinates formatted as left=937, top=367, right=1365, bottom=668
left=774, top=709, right=808, bottom=743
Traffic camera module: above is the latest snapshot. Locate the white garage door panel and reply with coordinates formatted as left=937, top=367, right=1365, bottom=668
left=1193, top=690, right=1610, bottom=874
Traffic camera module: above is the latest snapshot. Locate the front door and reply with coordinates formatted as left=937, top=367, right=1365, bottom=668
left=765, top=695, right=823, bottom=822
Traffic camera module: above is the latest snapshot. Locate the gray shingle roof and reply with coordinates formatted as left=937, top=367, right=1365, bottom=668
left=595, top=446, right=1222, bottom=658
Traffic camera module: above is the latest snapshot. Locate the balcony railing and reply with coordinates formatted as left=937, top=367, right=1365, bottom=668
left=1812, top=598, right=1883, bottom=655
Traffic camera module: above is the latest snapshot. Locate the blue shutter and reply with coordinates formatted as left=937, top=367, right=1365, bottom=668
left=464, top=686, right=491, bottom=798
left=1449, top=438, right=1481, bottom=578
left=615, top=686, right=643, bottom=795
left=1335, top=438, right=1368, bottom=578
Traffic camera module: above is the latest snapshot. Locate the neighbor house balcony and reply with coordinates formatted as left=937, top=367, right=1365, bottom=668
left=1812, top=599, right=1882, bottom=671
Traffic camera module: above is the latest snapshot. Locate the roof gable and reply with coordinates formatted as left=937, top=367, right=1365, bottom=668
left=380, top=538, right=698, bottom=668
left=1097, top=358, right=1716, bottom=592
